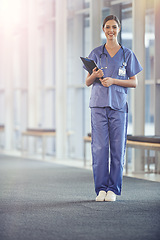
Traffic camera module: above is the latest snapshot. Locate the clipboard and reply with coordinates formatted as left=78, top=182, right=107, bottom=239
left=80, top=57, right=98, bottom=74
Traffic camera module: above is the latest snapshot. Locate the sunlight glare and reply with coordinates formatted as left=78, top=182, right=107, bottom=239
left=0, top=0, right=21, bottom=33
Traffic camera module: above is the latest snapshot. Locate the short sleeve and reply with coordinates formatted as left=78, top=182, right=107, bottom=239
left=126, top=51, right=143, bottom=77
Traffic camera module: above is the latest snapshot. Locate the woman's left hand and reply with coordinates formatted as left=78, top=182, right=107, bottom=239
left=100, top=77, right=114, bottom=87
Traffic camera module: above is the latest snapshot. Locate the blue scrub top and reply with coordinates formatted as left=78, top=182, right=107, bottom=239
left=84, top=45, right=143, bottom=111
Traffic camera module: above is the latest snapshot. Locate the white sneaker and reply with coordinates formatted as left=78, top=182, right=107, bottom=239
left=105, top=191, right=116, bottom=202
left=96, top=190, right=107, bottom=202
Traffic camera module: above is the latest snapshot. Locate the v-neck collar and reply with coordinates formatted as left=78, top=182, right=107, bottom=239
left=104, top=45, right=121, bottom=58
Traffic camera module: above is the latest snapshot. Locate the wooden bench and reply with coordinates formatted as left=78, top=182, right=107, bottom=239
left=126, top=135, right=160, bottom=174
left=83, top=134, right=160, bottom=173
left=21, top=129, right=56, bottom=160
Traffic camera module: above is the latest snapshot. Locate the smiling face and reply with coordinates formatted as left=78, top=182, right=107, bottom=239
left=103, top=19, right=120, bottom=42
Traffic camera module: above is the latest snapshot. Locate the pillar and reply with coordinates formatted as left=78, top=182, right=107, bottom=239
left=90, top=0, right=102, bottom=49
left=132, top=0, right=146, bottom=135
left=55, top=0, right=67, bottom=159
left=132, top=0, right=146, bottom=173
left=154, top=0, right=160, bottom=135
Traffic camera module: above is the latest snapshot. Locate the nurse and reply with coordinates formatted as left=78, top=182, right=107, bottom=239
left=85, top=15, right=143, bottom=201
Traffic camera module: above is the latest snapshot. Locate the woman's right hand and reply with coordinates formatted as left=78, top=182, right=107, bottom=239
left=92, top=67, right=104, bottom=79
left=86, top=67, right=104, bottom=87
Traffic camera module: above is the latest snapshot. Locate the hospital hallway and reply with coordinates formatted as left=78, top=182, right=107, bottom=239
left=0, top=155, right=160, bottom=240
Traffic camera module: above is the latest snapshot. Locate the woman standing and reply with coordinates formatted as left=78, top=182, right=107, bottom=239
left=85, top=15, right=142, bottom=201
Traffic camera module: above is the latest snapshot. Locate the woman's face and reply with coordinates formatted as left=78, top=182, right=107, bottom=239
left=103, top=19, right=120, bottom=41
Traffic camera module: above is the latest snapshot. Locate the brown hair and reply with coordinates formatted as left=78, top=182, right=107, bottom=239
left=103, top=15, right=121, bottom=28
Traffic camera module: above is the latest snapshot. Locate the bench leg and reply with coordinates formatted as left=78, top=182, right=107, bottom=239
left=155, top=151, right=160, bottom=174
left=42, top=136, right=46, bottom=160
left=84, top=141, right=86, bottom=167
left=21, top=135, right=24, bottom=156
left=125, top=147, right=128, bottom=174
left=147, top=149, right=150, bottom=172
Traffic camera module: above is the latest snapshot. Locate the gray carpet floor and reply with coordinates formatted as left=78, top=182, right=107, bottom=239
left=0, top=155, right=160, bottom=240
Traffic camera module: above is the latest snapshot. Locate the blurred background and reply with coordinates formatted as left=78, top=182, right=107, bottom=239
left=0, top=0, right=160, bottom=176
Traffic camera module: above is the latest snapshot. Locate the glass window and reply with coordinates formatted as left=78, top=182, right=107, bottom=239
left=83, top=13, right=90, bottom=56
left=121, top=3, right=133, bottom=134
left=13, top=90, right=28, bottom=149
left=121, top=4, right=132, bottom=49
left=13, top=36, right=21, bottom=89
left=145, top=0, right=155, bottom=135
left=145, top=3, right=154, bottom=81
left=83, top=13, right=91, bottom=157
left=50, top=0, right=56, bottom=18
left=66, top=6, right=91, bottom=159
left=37, top=27, right=45, bottom=86
left=145, top=84, right=154, bottom=134
left=101, top=8, right=110, bottom=44
left=83, top=0, right=90, bottom=9
left=67, top=0, right=74, bottom=10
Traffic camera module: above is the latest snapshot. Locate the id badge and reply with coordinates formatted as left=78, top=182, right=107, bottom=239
left=118, top=67, right=126, bottom=77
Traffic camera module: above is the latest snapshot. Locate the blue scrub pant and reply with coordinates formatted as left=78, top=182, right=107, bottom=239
left=91, top=107, right=128, bottom=196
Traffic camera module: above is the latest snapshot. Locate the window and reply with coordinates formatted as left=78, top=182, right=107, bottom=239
left=121, top=3, right=133, bottom=134
left=145, top=0, right=155, bottom=135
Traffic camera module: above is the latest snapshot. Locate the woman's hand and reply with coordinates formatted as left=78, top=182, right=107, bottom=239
left=100, top=77, right=114, bottom=87
left=85, top=67, right=104, bottom=87
left=100, top=75, right=138, bottom=88
left=92, top=67, right=104, bottom=79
